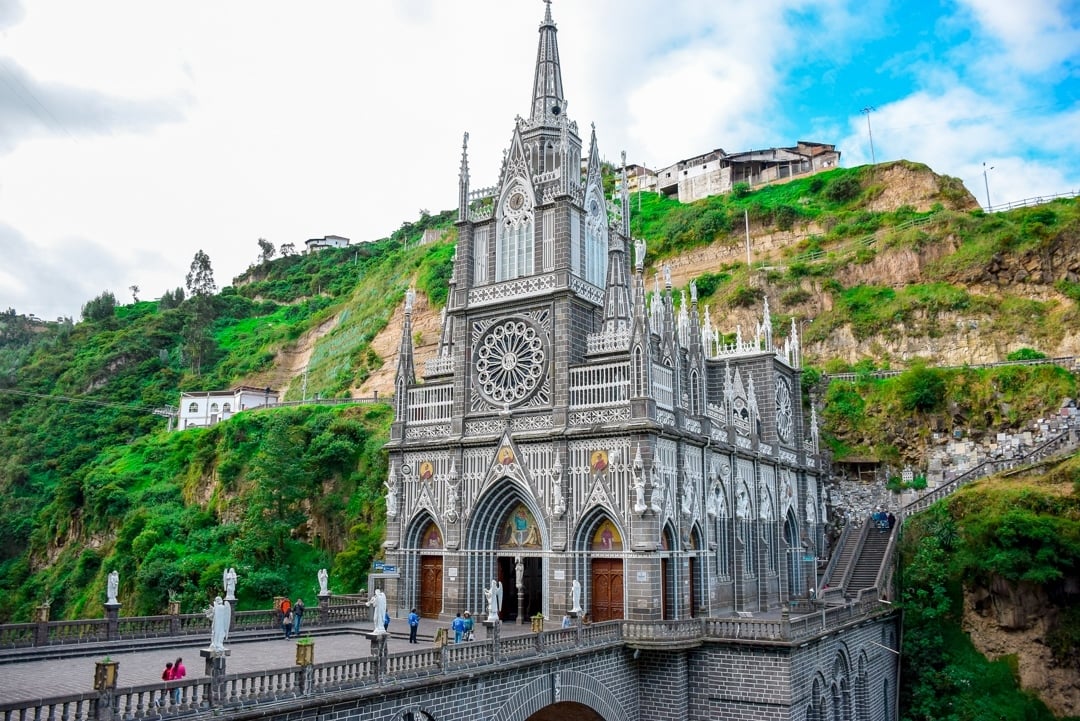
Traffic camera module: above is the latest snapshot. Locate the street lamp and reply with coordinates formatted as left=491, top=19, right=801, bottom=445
left=861, top=106, right=876, bottom=166
left=982, top=162, right=995, bottom=211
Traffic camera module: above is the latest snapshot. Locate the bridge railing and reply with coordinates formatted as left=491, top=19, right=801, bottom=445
left=0, top=599, right=371, bottom=650
left=2, top=605, right=896, bottom=721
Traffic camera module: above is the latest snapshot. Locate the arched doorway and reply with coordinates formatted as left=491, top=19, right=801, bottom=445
left=574, top=511, right=625, bottom=622
left=465, top=480, right=548, bottom=622
left=660, top=524, right=678, bottom=619
left=783, top=508, right=803, bottom=600
left=403, top=514, right=445, bottom=619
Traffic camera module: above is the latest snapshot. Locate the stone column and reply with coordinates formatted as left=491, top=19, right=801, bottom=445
left=200, top=649, right=230, bottom=707
left=34, top=603, right=50, bottom=646
left=104, top=603, right=121, bottom=641
left=317, top=593, right=331, bottom=626
left=366, top=632, right=388, bottom=682
left=168, top=600, right=181, bottom=635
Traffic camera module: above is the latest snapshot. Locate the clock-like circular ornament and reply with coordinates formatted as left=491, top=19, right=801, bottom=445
left=509, top=191, right=525, bottom=211
left=475, top=319, right=546, bottom=406
left=775, top=378, right=793, bottom=443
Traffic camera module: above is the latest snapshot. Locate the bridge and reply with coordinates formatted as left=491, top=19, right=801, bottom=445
left=0, top=597, right=899, bottom=721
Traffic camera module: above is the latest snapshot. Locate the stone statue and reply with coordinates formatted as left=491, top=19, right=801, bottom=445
left=385, top=474, right=398, bottom=519
left=634, top=238, right=646, bottom=270
left=223, top=567, right=237, bottom=600
left=570, top=579, right=582, bottom=614
left=806, top=496, right=817, bottom=524
left=759, top=484, right=774, bottom=521
left=736, top=485, right=750, bottom=520
left=445, top=481, right=459, bottom=524
left=706, top=484, right=718, bottom=519
left=633, top=470, right=647, bottom=515
left=207, top=596, right=231, bottom=652
left=318, top=568, right=329, bottom=595
left=366, top=588, right=387, bottom=634
left=649, top=465, right=664, bottom=514
left=484, top=579, right=503, bottom=621
left=515, top=556, right=524, bottom=588
left=106, top=570, right=119, bottom=605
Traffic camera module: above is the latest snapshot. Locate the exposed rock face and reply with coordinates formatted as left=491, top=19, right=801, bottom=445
left=964, top=576, right=1080, bottom=717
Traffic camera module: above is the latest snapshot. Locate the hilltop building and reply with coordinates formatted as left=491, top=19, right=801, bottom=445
left=384, top=0, right=825, bottom=629
left=178, top=386, right=278, bottom=430
left=657, top=142, right=840, bottom=204
left=304, top=234, right=350, bottom=253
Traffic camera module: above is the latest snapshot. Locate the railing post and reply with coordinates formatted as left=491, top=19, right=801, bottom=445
left=104, top=603, right=121, bottom=641
left=200, top=649, right=230, bottom=708
left=168, top=600, right=181, bottom=636
left=317, top=592, right=331, bottom=625
left=34, top=602, right=50, bottom=646
left=93, top=659, right=119, bottom=721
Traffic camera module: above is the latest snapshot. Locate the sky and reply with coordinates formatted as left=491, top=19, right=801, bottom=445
left=1, top=0, right=1077, bottom=321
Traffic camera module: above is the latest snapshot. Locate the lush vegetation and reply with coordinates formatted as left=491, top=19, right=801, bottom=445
left=898, top=458, right=1080, bottom=721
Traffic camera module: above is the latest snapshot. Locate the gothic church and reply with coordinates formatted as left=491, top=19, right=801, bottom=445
left=383, top=2, right=825, bottom=626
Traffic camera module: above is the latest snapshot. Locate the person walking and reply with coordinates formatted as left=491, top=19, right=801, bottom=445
left=292, top=598, right=305, bottom=636
left=171, top=657, right=185, bottom=703
left=408, top=607, right=420, bottom=643
left=159, top=661, right=173, bottom=706
left=282, top=608, right=295, bottom=639
left=462, top=610, right=474, bottom=641
left=383, top=611, right=391, bottom=632
left=451, top=612, right=465, bottom=643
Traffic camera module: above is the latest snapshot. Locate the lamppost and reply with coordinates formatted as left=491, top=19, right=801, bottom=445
left=861, top=106, right=876, bottom=166
left=982, top=162, right=994, bottom=211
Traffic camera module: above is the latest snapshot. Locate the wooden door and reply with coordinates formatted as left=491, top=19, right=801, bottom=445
left=687, top=557, right=696, bottom=618
left=661, top=558, right=672, bottom=620
left=590, top=559, right=624, bottom=622
left=420, top=556, right=443, bottom=618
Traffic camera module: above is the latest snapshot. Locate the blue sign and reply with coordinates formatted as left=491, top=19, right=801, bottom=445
left=382, top=565, right=397, bottom=573
left=374, top=560, right=385, bottom=570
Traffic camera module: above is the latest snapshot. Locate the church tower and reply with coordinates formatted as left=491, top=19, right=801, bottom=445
left=383, top=2, right=824, bottom=626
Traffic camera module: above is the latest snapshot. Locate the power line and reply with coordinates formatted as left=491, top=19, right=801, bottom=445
left=0, top=57, right=79, bottom=143
left=0, top=387, right=164, bottom=415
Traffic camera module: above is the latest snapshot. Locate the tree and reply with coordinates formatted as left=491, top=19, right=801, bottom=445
left=257, top=238, right=276, bottom=265
left=279, top=242, right=297, bottom=257
left=183, top=251, right=217, bottom=374
left=158, top=287, right=185, bottom=310
left=185, top=250, right=216, bottom=297
left=129, top=285, right=140, bottom=302
left=81, top=291, right=117, bottom=322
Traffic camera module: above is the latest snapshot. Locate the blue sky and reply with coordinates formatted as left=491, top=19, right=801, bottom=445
left=1, top=0, right=1077, bottom=320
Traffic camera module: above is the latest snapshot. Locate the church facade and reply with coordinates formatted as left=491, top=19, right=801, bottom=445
left=382, top=3, right=825, bottom=626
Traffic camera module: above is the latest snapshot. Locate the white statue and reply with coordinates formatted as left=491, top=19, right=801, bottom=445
left=207, top=596, right=231, bottom=652
left=318, top=568, right=330, bottom=595
left=106, top=570, right=119, bottom=605
left=650, top=466, right=664, bottom=513
left=223, top=567, right=237, bottom=600
left=736, top=485, right=750, bottom=520
left=707, top=484, right=718, bottom=519
left=633, top=471, right=647, bottom=515
left=446, top=482, right=459, bottom=524
left=552, top=455, right=566, bottom=517
left=385, top=473, right=398, bottom=520
left=806, top=496, right=817, bottom=525
left=366, top=588, right=387, bottom=634
left=484, top=579, right=503, bottom=621
left=634, top=238, right=646, bottom=270
left=515, top=556, right=524, bottom=588
left=570, top=579, right=582, bottom=614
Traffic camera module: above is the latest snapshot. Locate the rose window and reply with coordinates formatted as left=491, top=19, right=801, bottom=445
left=475, top=320, right=546, bottom=405
left=776, top=378, right=793, bottom=443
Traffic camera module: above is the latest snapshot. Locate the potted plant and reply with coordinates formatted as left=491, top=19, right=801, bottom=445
left=95, top=656, right=119, bottom=690
left=295, top=636, right=314, bottom=666
left=531, top=613, right=545, bottom=634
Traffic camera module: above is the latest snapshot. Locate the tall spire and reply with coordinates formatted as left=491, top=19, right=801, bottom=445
left=531, top=0, right=567, bottom=122
left=457, top=132, right=470, bottom=222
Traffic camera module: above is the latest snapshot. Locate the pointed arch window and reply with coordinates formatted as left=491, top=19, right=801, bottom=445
left=584, top=191, right=607, bottom=287
left=496, top=186, right=534, bottom=281
left=474, top=225, right=489, bottom=285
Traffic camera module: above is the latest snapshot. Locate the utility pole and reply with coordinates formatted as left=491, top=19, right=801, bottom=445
left=982, top=162, right=994, bottom=211
left=861, top=106, right=877, bottom=166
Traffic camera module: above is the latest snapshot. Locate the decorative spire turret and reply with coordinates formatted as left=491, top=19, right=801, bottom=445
left=393, top=288, right=417, bottom=421
left=531, top=0, right=567, bottom=123
left=457, top=132, right=470, bottom=222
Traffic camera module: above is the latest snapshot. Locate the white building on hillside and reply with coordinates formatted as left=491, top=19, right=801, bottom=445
left=304, top=235, right=350, bottom=253
left=178, top=386, right=279, bottom=430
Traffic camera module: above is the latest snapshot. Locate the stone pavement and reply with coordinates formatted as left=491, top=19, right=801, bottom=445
left=0, top=619, right=540, bottom=705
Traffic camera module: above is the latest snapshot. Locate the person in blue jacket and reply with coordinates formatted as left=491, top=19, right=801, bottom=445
left=451, top=612, right=465, bottom=643
left=408, top=607, right=420, bottom=644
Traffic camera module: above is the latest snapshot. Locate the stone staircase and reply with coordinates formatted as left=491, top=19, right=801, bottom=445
left=846, top=527, right=894, bottom=595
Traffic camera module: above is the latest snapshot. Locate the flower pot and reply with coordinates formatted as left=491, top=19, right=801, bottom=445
left=295, top=641, right=314, bottom=667
left=531, top=616, right=544, bottom=633
left=94, top=660, right=119, bottom=690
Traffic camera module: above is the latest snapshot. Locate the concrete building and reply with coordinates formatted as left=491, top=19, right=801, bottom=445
left=178, top=385, right=278, bottom=430
left=658, top=142, right=840, bottom=203
left=304, top=234, right=350, bottom=253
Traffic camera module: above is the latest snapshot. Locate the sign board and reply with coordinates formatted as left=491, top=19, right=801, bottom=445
left=553, top=569, right=565, bottom=580
left=448, top=567, right=458, bottom=579
left=803, top=555, right=815, bottom=562
left=636, top=571, right=648, bottom=582
left=382, top=565, right=396, bottom=573
left=374, top=561, right=385, bottom=570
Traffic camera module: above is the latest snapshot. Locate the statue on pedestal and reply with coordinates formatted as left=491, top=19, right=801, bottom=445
left=106, top=570, right=119, bottom=605
left=223, top=567, right=237, bottom=600
left=570, top=579, right=582, bottom=614
left=207, top=596, right=231, bottom=652
left=366, top=589, right=387, bottom=634
left=318, top=568, right=330, bottom=595
left=484, top=579, right=503, bottom=621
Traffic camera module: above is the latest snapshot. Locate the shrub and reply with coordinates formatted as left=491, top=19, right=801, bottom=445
left=1006, top=348, right=1047, bottom=361
left=824, top=175, right=862, bottom=203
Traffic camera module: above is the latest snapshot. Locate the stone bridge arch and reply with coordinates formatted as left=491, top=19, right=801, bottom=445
left=492, top=669, right=630, bottom=721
